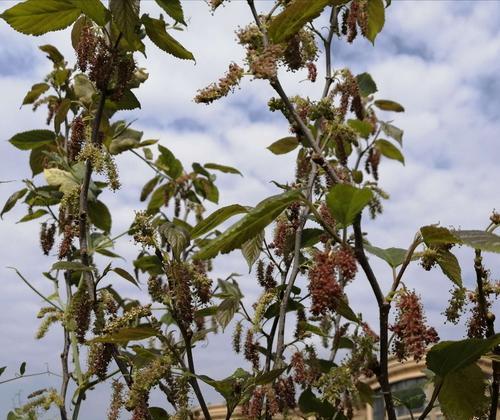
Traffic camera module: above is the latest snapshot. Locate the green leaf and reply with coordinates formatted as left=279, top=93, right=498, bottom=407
left=453, top=230, right=500, bottom=253
left=356, top=72, right=377, bottom=97
left=380, top=122, right=403, bottom=145
left=298, top=388, right=339, bottom=419
left=149, top=407, right=169, bottom=420
left=0, top=366, right=6, bottom=377
left=375, top=139, right=404, bottom=164
left=134, top=255, right=163, bottom=275
left=1, top=188, right=27, bottom=218
left=8, top=130, right=55, bottom=150
left=142, top=15, right=194, bottom=60
left=91, top=326, right=158, bottom=344
left=241, top=230, right=264, bottom=271
left=267, top=136, right=299, bottom=155
left=29, top=146, right=50, bottom=177
left=159, top=222, right=190, bottom=260
left=88, top=200, right=112, bottom=233
left=193, top=178, right=219, bottom=204
left=366, top=0, right=385, bottom=44
left=204, top=163, right=242, bottom=176
left=254, top=367, right=287, bottom=386
left=44, top=168, right=79, bottom=194
left=335, top=299, right=359, bottom=323
left=109, top=126, right=143, bottom=155
left=436, top=249, right=462, bottom=286
left=438, top=364, right=488, bottom=420
left=17, top=209, right=48, bottom=223
left=192, top=162, right=210, bottom=178
left=326, top=184, right=373, bottom=227
left=72, top=0, right=110, bottom=26
left=112, top=267, right=139, bottom=287
left=109, top=0, right=140, bottom=45
left=192, top=204, right=248, bottom=239
left=39, top=44, right=64, bottom=65
left=268, top=0, right=347, bottom=44
left=51, top=261, right=94, bottom=272
left=157, top=145, right=183, bottom=178
left=22, top=83, right=50, bottom=105
left=19, top=362, right=26, bottom=375
left=73, top=73, right=96, bottom=104
left=420, top=225, right=458, bottom=246
left=140, top=176, right=160, bottom=202
left=108, top=89, right=141, bottom=111
left=364, top=244, right=407, bottom=268
left=374, top=99, right=405, bottom=112
left=147, top=185, right=167, bottom=212
left=54, top=98, right=72, bottom=132
left=0, top=0, right=81, bottom=36
left=301, top=228, right=324, bottom=248
left=155, top=0, right=185, bottom=25
left=356, top=381, right=373, bottom=405
left=216, top=297, right=239, bottom=330
left=347, top=119, right=372, bottom=138
left=393, top=386, right=425, bottom=410
left=194, top=190, right=302, bottom=260
left=427, top=334, right=500, bottom=376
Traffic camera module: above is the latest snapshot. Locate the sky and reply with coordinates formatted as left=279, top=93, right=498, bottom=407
left=0, top=0, right=499, bottom=418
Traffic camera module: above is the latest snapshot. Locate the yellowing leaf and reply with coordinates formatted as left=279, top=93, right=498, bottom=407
left=44, top=168, right=79, bottom=194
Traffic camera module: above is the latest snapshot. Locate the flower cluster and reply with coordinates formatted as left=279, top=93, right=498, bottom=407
left=341, top=0, right=369, bottom=43
left=69, top=115, right=86, bottom=161
left=390, top=290, right=439, bottom=361
left=256, top=260, right=277, bottom=290
left=40, top=222, right=56, bottom=255
left=244, top=329, right=259, bottom=369
left=273, top=376, right=296, bottom=412
left=36, top=307, right=63, bottom=339
left=194, top=63, right=244, bottom=104
left=88, top=342, right=114, bottom=380
left=443, top=287, right=466, bottom=324
left=332, top=69, right=364, bottom=121
left=308, top=250, right=342, bottom=315
left=232, top=320, right=242, bottom=353
left=334, top=247, right=358, bottom=281
left=107, top=380, right=124, bottom=420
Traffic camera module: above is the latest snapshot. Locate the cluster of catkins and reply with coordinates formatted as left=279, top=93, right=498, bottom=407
left=340, top=0, right=369, bottom=43
left=270, top=202, right=301, bottom=258
left=194, top=63, right=244, bottom=104
left=76, top=24, right=135, bottom=99
left=390, top=290, right=439, bottom=362
left=308, top=246, right=358, bottom=316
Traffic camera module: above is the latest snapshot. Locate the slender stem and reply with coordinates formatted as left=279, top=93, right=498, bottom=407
left=59, top=272, right=72, bottom=420
left=417, top=379, right=443, bottom=420
left=0, top=370, right=62, bottom=385
left=274, top=167, right=317, bottom=367
left=130, top=149, right=169, bottom=180
left=390, top=233, right=422, bottom=294
left=8, top=268, right=62, bottom=311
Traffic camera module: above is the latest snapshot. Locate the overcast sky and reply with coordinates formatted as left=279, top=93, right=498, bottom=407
left=0, top=1, right=499, bottom=418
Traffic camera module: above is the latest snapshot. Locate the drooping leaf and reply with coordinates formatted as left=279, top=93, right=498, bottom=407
left=88, top=200, right=112, bottom=233
left=51, top=261, right=94, bottom=272
left=91, top=327, right=158, bottom=344
left=157, top=145, right=183, bottom=178
left=374, top=99, right=405, bottom=112
left=108, top=89, right=141, bottom=111
left=366, top=0, right=385, bottom=44
left=194, top=190, right=302, bottom=260
left=420, top=225, right=458, bottom=246
left=17, top=209, right=48, bottom=223
left=356, top=72, right=377, bottom=96
left=149, top=407, right=169, bottom=420
left=72, top=0, right=110, bottom=26
left=155, top=0, right=185, bottom=25
left=44, top=168, right=79, bottom=194
left=159, top=222, right=190, bottom=260
left=426, top=334, right=500, bottom=376
left=375, top=139, right=404, bottom=164
left=8, top=130, right=55, bottom=150
left=267, top=136, right=299, bottom=155
left=436, top=249, right=462, bottom=286
left=54, top=98, right=72, bottom=132
left=134, top=255, right=163, bottom=276
left=22, top=83, right=50, bottom=106
left=301, top=228, right=324, bottom=248
left=109, top=0, right=140, bottom=45
left=112, top=267, right=139, bottom=287
left=268, top=0, right=347, bottom=44
left=364, top=244, right=407, bottom=268
left=326, top=184, right=373, bottom=227
left=39, top=44, right=64, bottom=66
left=380, top=121, right=403, bottom=144
left=193, top=178, right=219, bottom=204
left=109, top=126, right=143, bottom=155
left=347, top=119, right=372, bottom=138
left=204, top=163, right=242, bottom=176
left=1, top=188, right=27, bottom=218
left=192, top=204, right=248, bottom=239
left=438, top=364, right=488, bottom=420
left=453, top=230, right=500, bottom=253
left=298, top=388, right=340, bottom=419
left=142, top=15, right=194, bottom=60
left=241, top=230, right=264, bottom=271
left=0, top=0, right=81, bottom=36
left=335, top=298, right=359, bottom=323
left=254, top=367, right=287, bottom=386
left=0, top=367, right=6, bottom=377
left=73, top=74, right=96, bottom=104
left=140, top=176, right=160, bottom=202
left=19, top=362, right=26, bottom=376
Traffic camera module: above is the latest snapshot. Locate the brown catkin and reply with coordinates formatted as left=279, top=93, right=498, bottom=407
left=107, top=380, right=124, bottom=420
